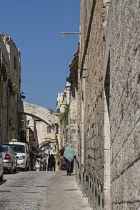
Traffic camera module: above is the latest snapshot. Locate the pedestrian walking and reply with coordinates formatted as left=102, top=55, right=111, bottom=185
left=59, top=146, right=66, bottom=170
left=51, top=154, right=56, bottom=171
left=42, top=159, right=47, bottom=171
left=60, top=146, right=65, bottom=156
left=35, top=159, right=41, bottom=171
left=64, top=144, right=76, bottom=175
left=48, top=154, right=56, bottom=171
left=48, top=155, right=51, bottom=171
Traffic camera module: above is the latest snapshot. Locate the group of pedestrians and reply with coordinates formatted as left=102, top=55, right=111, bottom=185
left=35, top=154, right=56, bottom=171
left=35, top=158, right=47, bottom=171
left=34, top=144, right=76, bottom=176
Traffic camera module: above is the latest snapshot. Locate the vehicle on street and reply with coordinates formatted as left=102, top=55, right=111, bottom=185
left=3, top=142, right=31, bottom=171
left=0, top=153, right=4, bottom=181
left=0, top=145, right=17, bottom=173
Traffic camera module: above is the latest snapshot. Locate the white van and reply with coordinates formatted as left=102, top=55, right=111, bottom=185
left=3, top=142, right=30, bottom=171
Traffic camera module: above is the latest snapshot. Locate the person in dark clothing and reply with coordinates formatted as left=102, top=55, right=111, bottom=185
left=48, top=154, right=56, bottom=171
left=59, top=146, right=65, bottom=170
left=60, top=146, right=65, bottom=156
left=42, top=159, right=47, bottom=171
left=48, top=155, right=52, bottom=171
left=50, top=154, right=55, bottom=171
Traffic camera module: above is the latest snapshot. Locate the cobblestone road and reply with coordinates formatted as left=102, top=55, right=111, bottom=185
left=0, top=171, right=91, bottom=210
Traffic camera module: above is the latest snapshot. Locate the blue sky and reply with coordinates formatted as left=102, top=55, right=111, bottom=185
left=0, top=0, right=80, bottom=111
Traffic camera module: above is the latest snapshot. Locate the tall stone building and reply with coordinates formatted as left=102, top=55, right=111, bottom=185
left=77, top=1, right=110, bottom=209
left=60, top=0, right=140, bottom=209
left=0, top=34, right=21, bottom=144
left=57, top=82, right=73, bottom=148
left=67, top=50, right=79, bottom=152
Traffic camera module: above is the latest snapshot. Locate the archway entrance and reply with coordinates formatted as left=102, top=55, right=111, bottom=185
left=19, top=101, right=60, bottom=149
left=18, top=101, right=60, bottom=170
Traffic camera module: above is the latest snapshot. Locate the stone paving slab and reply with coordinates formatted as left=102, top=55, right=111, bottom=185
left=46, top=171, right=92, bottom=210
left=0, top=171, right=91, bottom=210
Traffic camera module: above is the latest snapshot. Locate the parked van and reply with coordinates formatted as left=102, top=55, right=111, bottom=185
left=2, top=142, right=30, bottom=171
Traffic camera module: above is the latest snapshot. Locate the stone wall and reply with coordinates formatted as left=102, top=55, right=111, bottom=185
left=68, top=50, right=79, bottom=152
left=110, top=1, right=140, bottom=209
left=0, top=34, right=21, bottom=143
left=59, top=0, right=139, bottom=209
left=77, top=0, right=110, bottom=209
left=69, top=97, right=78, bottom=151
left=8, top=37, right=21, bottom=141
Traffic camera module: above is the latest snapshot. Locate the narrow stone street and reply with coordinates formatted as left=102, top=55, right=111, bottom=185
left=0, top=171, right=91, bottom=210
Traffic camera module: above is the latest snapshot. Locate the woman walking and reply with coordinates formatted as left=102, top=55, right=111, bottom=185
left=64, top=144, right=76, bottom=175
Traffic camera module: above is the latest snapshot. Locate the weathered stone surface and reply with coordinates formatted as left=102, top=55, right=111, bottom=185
left=59, top=1, right=139, bottom=209
left=21, top=101, right=59, bottom=125
left=20, top=101, right=60, bottom=149
left=0, top=34, right=21, bottom=144
left=110, top=0, right=140, bottom=208
left=0, top=171, right=91, bottom=210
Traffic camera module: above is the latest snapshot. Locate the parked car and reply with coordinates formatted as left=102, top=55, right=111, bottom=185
left=0, top=145, right=17, bottom=173
left=0, top=153, right=4, bottom=181
left=2, top=142, right=30, bottom=171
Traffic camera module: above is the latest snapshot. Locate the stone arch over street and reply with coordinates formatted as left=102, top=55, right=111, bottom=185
left=20, top=101, right=59, bottom=125
left=19, top=101, right=60, bottom=149
left=39, top=139, right=56, bottom=150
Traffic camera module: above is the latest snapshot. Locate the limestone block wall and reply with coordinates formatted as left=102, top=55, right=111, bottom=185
left=84, top=0, right=104, bottom=178
left=78, top=1, right=109, bottom=209
left=0, top=36, right=9, bottom=143
left=0, top=35, right=21, bottom=143
left=110, top=1, right=140, bottom=209
left=59, top=1, right=139, bottom=209
left=8, top=38, right=21, bottom=141
left=69, top=98, right=78, bottom=153
left=83, top=2, right=104, bottom=207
